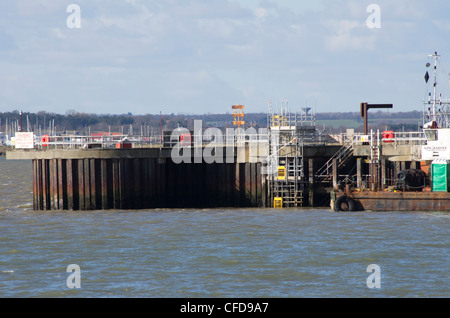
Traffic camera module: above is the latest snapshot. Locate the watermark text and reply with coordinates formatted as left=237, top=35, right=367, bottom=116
left=366, top=264, right=381, bottom=289
left=366, top=4, right=381, bottom=29
left=66, top=4, right=81, bottom=29
left=66, top=264, right=81, bottom=289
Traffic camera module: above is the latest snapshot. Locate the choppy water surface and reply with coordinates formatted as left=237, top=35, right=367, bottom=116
left=0, top=157, right=449, bottom=298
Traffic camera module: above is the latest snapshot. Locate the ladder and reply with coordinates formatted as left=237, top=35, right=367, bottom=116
left=268, top=143, right=305, bottom=207
left=370, top=129, right=380, bottom=164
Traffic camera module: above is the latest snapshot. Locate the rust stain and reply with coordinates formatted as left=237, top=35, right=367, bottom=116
left=344, top=189, right=450, bottom=212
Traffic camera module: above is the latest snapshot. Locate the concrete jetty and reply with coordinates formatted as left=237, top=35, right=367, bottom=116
left=6, top=141, right=343, bottom=211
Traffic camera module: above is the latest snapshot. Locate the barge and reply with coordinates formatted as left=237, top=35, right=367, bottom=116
left=334, top=189, right=450, bottom=212
left=333, top=52, right=450, bottom=212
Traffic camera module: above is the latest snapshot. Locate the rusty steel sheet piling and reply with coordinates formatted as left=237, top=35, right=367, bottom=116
left=25, top=148, right=265, bottom=211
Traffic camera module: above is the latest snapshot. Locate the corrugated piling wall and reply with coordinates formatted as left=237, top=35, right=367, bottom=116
left=30, top=147, right=265, bottom=211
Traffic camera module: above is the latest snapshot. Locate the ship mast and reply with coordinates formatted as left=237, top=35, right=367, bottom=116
left=424, top=51, right=450, bottom=129
left=431, top=51, right=439, bottom=123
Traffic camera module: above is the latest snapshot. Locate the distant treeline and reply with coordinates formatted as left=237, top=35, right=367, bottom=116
left=0, top=110, right=423, bottom=135
left=315, top=110, right=422, bottom=120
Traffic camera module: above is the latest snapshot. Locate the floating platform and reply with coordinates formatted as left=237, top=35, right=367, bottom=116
left=334, top=189, right=450, bottom=212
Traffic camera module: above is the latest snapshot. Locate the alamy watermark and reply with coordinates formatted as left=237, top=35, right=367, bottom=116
left=65, top=4, right=380, bottom=30
left=66, top=264, right=81, bottom=289
left=366, top=4, right=381, bottom=29
left=366, top=264, right=381, bottom=289
left=66, top=4, right=81, bottom=29
left=63, top=263, right=381, bottom=291
left=169, top=120, right=277, bottom=174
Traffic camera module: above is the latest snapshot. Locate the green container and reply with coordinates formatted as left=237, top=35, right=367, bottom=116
left=431, top=160, right=450, bottom=192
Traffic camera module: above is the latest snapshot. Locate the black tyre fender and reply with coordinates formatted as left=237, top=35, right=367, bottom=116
left=347, top=198, right=358, bottom=212
left=334, top=195, right=349, bottom=211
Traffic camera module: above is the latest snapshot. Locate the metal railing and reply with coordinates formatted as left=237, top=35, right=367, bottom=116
left=351, top=130, right=427, bottom=147
left=33, top=134, right=131, bottom=149
left=164, top=133, right=269, bottom=148
left=29, top=133, right=271, bottom=150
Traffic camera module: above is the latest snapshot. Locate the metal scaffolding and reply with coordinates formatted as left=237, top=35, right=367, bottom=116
left=266, top=99, right=316, bottom=207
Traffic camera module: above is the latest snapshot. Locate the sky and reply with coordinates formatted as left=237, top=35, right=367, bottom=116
left=1, top=0, right=450, bottom=115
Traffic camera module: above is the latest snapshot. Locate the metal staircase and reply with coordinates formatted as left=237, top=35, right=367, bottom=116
left=315, top=141, right=354, bottom=183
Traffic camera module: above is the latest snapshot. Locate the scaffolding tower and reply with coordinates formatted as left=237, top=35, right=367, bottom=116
left=267, top=99, right=316, bottom=208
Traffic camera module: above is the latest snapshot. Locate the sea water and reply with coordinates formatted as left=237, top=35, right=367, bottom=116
left=0, top=157, right=449, bottom=298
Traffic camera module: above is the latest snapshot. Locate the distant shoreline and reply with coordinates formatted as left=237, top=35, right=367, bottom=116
left=0, top=110, right=424, bottom=135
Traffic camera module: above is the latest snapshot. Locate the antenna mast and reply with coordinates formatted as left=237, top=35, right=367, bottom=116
left=431, top=51, right=439, bottom=122
left=424, top=51, right=450, bottom=128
